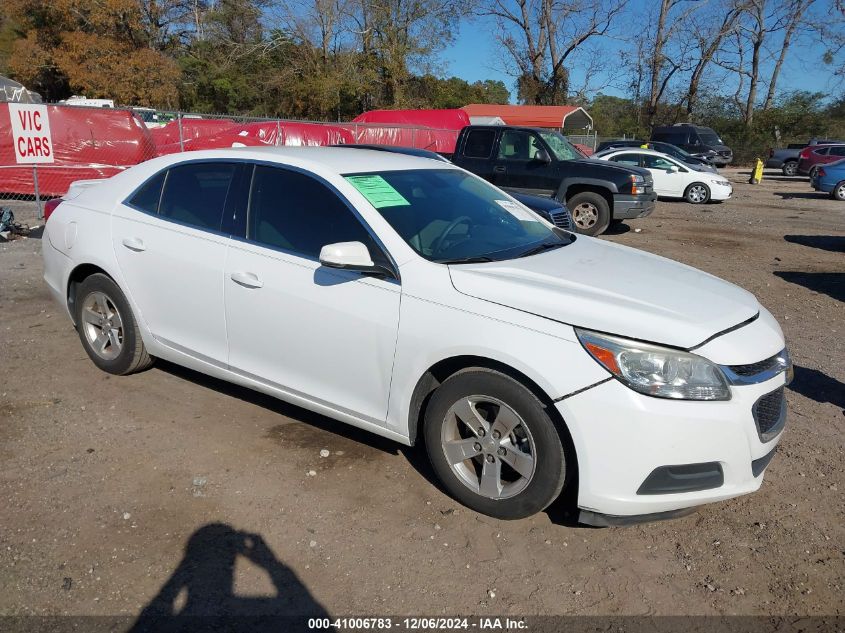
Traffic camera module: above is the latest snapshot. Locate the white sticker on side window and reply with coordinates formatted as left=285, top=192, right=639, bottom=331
left=495, top=199, right=540, bottom=222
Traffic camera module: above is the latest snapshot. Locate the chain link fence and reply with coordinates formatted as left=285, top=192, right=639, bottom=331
left=0, top=103, right=461, bottom=231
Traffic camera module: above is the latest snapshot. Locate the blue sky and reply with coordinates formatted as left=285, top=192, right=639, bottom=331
left=439, top=12, right=838, bottom=104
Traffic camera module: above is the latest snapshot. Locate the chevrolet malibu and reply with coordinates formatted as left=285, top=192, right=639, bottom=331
left=42, top=148, right=791, bottom=524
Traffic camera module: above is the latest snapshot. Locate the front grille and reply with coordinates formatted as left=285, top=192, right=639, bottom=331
left=752, top=387, right=786, bottom=442
left=719, top=150, right=732, bottom=158
left=549, top=208, right=573, bottom=231
left=729, top=354, right=783, bottom=376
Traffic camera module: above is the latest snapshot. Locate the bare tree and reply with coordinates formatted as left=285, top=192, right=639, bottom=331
left=483, top=0, right=627, bottom=105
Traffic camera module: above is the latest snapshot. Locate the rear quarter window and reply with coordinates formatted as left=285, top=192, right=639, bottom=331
left=127, top=171, right=166, bottom=213
left=463, top=129, right=496, bottom=158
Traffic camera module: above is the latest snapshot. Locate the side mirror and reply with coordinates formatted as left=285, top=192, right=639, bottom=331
left=534, top=149, right=552, bottom=164
left=319, top=241, right=391, bottom=277
left=667, top=165, right=679, bottom=173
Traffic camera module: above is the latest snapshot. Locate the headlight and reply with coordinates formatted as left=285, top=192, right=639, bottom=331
left=711, top=179, right=730, bottom=186
left=575, top=328, right=731, bottom=401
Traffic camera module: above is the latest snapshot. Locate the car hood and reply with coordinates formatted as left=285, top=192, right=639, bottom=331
left=448, top=237, right=760, bottom=349
left=578, top=158, right=651, bottom=179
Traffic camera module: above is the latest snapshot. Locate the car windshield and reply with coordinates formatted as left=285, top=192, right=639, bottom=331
left=699, top=130, right=723, bottom=146
left=655, top=142, right=692, bottom=159
left=538, top=131, right=582, bottom=160
left=343, top=169, right=571, bottom=264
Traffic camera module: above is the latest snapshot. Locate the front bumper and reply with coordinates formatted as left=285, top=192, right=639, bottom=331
left=612, top=193, right=657, bottom=220
left=557, top=372, right=787, bottom=518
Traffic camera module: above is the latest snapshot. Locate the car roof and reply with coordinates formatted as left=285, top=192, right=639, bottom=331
left=598, top=148, right=673, bottom=157
left=148, top=146, right=457, bottom=175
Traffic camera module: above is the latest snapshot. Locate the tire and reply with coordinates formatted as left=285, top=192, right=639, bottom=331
left=423, top=369, right=568, bottom=520
left=74, top=273, right=153, bottom=375
left=566, top=191, right=610, bottom=236
left=808, top=166, right=819, bottom=181
left=684, top=182, right=711, bottom=204
left=782, top=160, right=798, bottom=177
left=832, top=181, right=845, bottom=201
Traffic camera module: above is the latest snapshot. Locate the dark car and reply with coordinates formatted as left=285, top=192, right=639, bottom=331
left=595, top=139, right=717, bottom=173
left=450, top=126, right=656, bottom=236
left=651, top=124, right=733, bottom=166
left=766, top=139, right=845, bottom=176
left=335, top=144, right=574, bottom=231
left=797, top=144, right=845, bottom=178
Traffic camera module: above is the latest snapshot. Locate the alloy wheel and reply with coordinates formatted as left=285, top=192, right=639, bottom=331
left=783, top=162, right=797, bottom=177
left=80, top=291, right=124, bottom=361
left=440, top=395, right=536, bottom=500
left=688, top=185, right=708, bottom=203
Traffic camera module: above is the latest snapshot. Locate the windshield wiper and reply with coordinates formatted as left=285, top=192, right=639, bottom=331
left=516, top=241, right=565, bottom=258
left=436, top=255, right=495, bottom=264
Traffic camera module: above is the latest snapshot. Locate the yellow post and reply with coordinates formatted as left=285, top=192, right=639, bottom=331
left=749, top=158, right=764, bottom=184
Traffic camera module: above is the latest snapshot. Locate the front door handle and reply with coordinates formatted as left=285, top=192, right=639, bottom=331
left=121, top=237, right=146, bottom=252
left=493, top=166, right=506, bottom=174
left=230, top=271, right=263, bottom=289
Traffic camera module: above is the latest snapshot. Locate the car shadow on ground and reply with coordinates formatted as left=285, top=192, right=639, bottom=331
left=784, top=235, right=845, bottom=253
left=773, top=191, right=826, bottom=200
left=128, top=523, right=329, bottom=632
left=789, top=365, right=845, bottom=415
left=603, top=221, right=631, bottom=235
left=772, top=271, right=845, bottom=302
left=155, top=361, right=587, bottom=529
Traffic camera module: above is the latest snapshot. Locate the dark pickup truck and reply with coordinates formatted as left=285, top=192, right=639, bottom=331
left=450, top=126, right=656, bottom=235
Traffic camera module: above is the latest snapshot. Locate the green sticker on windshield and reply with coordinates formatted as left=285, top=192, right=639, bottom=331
left=345, top=175, right=410, bottom=208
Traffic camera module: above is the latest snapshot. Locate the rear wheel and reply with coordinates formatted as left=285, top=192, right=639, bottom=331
left=424, top=369, right=568, bottom=519
left=832, top=181, right=845, bottom=201
left=75, top=273, right=153, bottom=375
left=566, top=191, right=610, bottom=236
left=808, top=166, right=820, bottom=181
left=684, top=182, right=711, bottom=204
left=782, top=160, right=798, bottom=177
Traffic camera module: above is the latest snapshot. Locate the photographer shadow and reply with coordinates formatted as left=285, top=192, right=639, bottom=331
left=130, top=523, right=329, bottom=633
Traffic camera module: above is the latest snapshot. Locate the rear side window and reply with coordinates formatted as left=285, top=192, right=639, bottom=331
left=159, top=162, right=237, bottom=231
left=248, top=166, right=384, bottom=263
left=463, top=129, right=495, bottom=158
left=610, top=153, right=641, bottom=167
left=815, top=147, right=830, bottom=156
left=829, top=146, right=845, bottom=157
left=654, top=130, right=688, bottom=145
left=127, top=171, right=165, bottom=213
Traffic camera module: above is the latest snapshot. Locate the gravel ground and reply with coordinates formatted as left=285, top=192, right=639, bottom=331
left=0, top=167, right=843, bottom=622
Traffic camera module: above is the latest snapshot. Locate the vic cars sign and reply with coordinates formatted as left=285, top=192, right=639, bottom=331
left=9, top=104, right=54, bottom=164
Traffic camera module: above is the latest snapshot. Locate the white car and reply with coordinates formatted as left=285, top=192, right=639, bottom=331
left=42, top=148, right=790, bottom=525
left=594, top=148, right=733, bottom=204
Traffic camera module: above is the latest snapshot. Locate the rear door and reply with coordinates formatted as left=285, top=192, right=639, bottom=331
left=491, top=129, right=560, bottom=195
left=112, top=161, right=248, bottom=364
left=457, top=128, right=498, bottom=183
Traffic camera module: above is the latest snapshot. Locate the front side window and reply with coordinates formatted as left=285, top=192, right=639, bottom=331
left=249, top=166, right=383, bottom=263
left=643, top=154, right=678, bottom=170
left=158, top=162, right=237, bottom=231
left=345, top=168, right=571, bottom=264
left=497, top=130, right=535, bottom=160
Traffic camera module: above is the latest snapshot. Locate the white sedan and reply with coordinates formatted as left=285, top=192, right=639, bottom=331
left=594, top=148, right=733, bottom=204
left=43, top=147, right=789, bottom=524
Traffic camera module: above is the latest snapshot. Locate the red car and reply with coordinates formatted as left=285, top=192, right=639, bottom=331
left=797, top=144, right=845, bottom=178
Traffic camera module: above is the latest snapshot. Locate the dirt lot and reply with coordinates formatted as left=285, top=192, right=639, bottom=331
left=1, top=167, right=843, bottom=623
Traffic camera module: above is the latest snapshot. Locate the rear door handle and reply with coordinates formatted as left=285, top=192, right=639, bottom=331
left=121, top=237, right=146, bottom=252
left=492, top=166, right=506, bottom=174
left=230, top=271, right=263, bottom=289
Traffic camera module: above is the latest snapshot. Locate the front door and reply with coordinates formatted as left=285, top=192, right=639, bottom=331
left=641, top=153, right=685, bottom=197
left=491, top=129, right=560, bottom=196
left=224, top=165, right=401, bottom=425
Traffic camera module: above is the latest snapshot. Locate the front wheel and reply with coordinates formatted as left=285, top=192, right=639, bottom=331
left=424, top=369, right=568, bottom=519
left=831, top=181, right=845, bottom=201
left=685, top=182, right=711, bottom=204
left=566, top=192, right=610, bottom=236
left=75, top=273, right=153, bottom=375
left=782, top=160, right=798, bottom=177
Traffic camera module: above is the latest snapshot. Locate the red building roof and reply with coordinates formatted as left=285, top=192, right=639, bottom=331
left=462, top=104, right=592, bottom=129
